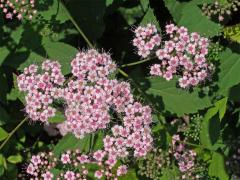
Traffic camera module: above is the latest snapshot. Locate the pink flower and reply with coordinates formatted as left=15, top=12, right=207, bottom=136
left=61, top=153, right=71, bottom=164
left=64, top=171, right=75, bottom=180
left=117, top=165, right=128, bottom=176
left=42, top=171, right=54, bottom=180
left=94, top=170, right=103, bottom=179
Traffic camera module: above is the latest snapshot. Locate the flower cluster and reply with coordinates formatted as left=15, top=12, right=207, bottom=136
left=26, top=149, right=128, bottom=180
left=0, top=0, right=37, bottom=20
left=20, top=49, right=153, bottom=179
left=202, top=0, right=240, bottom=22
left=172, top=135, right=197, bottom=179
left=132, top=23, right=161, bottom=58
left=17, top=60, right=65, bottom=123
left=133, top=24, right=213, bottom=88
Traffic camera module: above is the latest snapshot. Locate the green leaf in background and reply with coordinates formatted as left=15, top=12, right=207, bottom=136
left=218, top=48, right=240, bottom=96
left=53, top=134, right=90, bottom=157
left=0, top=165, right=4, bottom=176
left=48, top=111, right=65, bottom=123
left=0, top=127, right=8, bottom=142
left=65, top=0, right=106, bottom=41
left=106, top=0, right=114, bottom=6
left=140, top=7, right=160, bottom=30
left=139, top=77, right=212, bottom=116
left=161, top=166, right=180, bottom=180
left=164, top=0, right=221, bottom=37
left=224, top=23, right=240, bottom=43
left=200, top=97, right=227, bottom=148
left=7, top=154, right=22, bottom=164
left=42, top=40, right=78, bottom=75
left=208, top=152, right=229, bottom=180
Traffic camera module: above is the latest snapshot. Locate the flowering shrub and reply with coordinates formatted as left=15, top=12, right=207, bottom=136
left=0, top=1, right=240, bottom=180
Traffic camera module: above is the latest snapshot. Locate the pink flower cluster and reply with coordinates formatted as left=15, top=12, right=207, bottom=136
left=20, top=49, right=153, bottom=179
left=0, top=0, right=36, bottom=20
left=172, top=135, right=196, bottom=174
left=17, top=60, right=65, bottom=123
left=133, top=23, right=161, bottom=58
left=133, top=23, right=213, bottom=88
left=26, top=149, right=128, bottom=180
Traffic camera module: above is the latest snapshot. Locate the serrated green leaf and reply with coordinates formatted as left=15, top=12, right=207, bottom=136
left=209, top=152, right=229, bottom=180
left=138, top=77, right=212, bottom=116
left=0, top=127, right=8, bottom=142
left=53, top=134, right=90, bottom=157
left=48, top=111, right=65, bottom=123
left=7, top=74, right=25, bottom=103
left=7, top=155, right=22, bottom=164
left=164, top=0, right=221, bottom=37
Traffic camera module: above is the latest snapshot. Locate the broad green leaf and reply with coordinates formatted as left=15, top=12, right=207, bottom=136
left=224, top=23, right=240, bottom=43
left=48, top=111, right=65, bottom=123
left=140, top=7, right=160, bottom=30
left=218, top=48, right=240, bottom=96
left=0, top=127, right=8, bottom=142
left=208, top=152, right=229, bottom=180
left=164, top=0, right=221, bottom=37
left=7, top=155, right=22, bottom=164
left=161, top=166, right=179, bottom=180
left=53, top=134, right=90, bottom=157
left=42, top=40, right=78, bottom=75
left=140, top=0, right=149, bottom=12
left=92, top=131, right=104, bottom=151
left=138, top=77, right=212, bottom=116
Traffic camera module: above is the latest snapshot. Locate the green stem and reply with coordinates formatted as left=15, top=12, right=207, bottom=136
left=0, top=117, right=27, bottom=151
left=60, top=0, right=94, bottom=48
left=120, top=57, right=155, bottom=68
left=177, top=140, right=214, bottom=151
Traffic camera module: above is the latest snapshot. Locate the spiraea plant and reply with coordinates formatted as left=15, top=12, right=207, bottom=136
left=0, top=0, right=240, bottom=179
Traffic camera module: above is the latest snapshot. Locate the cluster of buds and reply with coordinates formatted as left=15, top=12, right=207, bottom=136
left=133, top=23, right=213, bottom=89
left=202, top=0, right=240, bottom=22
left=26, top=149, right=128, bottom=180
left=0, top=0, right=37, bottom=20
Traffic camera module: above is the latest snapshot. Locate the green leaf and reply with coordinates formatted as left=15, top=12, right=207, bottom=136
left=208, top=152, right=229, bottom=180
left=138, top=77, right=212, bottom=116
left=218, top=48, right=240, bottom=96
left=106, top=0, right=114, bottom=6
left=214, top=97, right=228, bottom=121
left=42, top=40, right=78, bottom=75
left=48, top=111, right=65, bottom=123
left=161, top=166, right=180, bottom=180
left=7, top=155, right=22, bottom=164
left=53, top=134, right=90, bottom=157
left=164, top=0, right=221, bottom=37
left=0, top=127, right=8, bottom=142
left=0, top=47, right=10, bottom=65
left=140, top=7, right=160, bottom=30
left=199, top=97, right=227, bottom=148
